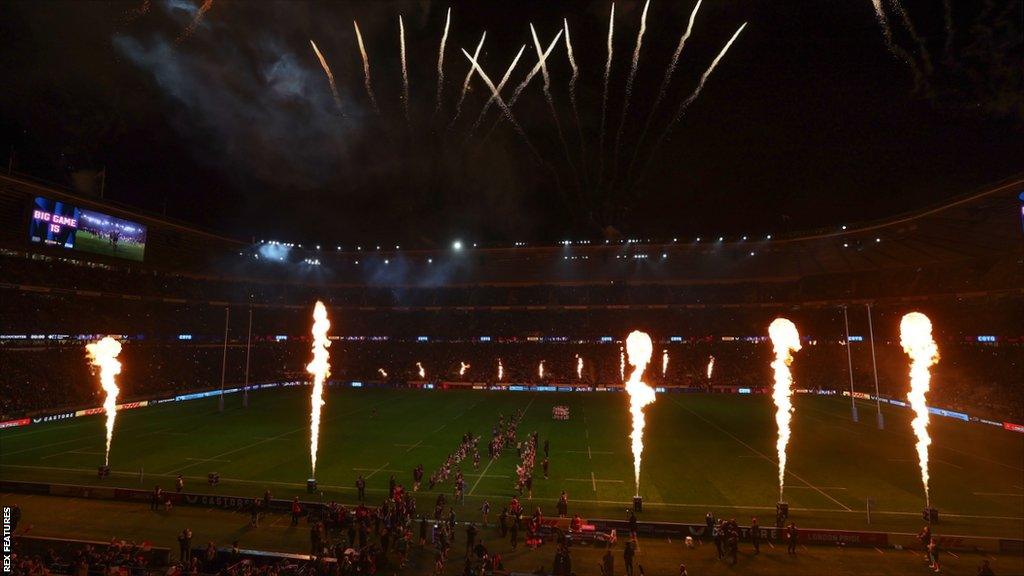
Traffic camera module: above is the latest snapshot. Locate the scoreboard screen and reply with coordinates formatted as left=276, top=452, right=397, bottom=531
left=29, top=196, right=147, bottom=262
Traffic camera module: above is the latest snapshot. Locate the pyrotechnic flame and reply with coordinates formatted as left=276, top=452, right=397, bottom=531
left=900, top=312, right=940, bottom=508
left=378, top=368, right=388, bottom=378
left=177, top=0, right=213, bottom=43
left=450, top=32, right=486, bottom=127
left=86, top=337, right=122, bottom=467
left=306, top=301, right=331, bottom=477
left=460, top=361, right=470, bottom=377
left=399, top=15, right=409, bottom=123
left=538, top=360, right=545, bottom=380
left=625, top=330, right=655, bottom=496
left=310, top=40, right=344, bottom=114
left=497, top=358, right=504, bottom=381
left=576, top=354, right=583, bottom=380
left=662, top=349, right=668, bottom=377
left=436, top=7, right=451, bottom=113
left=417, top=361, right=426, bottom=379
left=768, top=318, right=801, bottom=502
left=352, top=21, right=379, bottom=115
left=706, top=355, right=715, bottom=380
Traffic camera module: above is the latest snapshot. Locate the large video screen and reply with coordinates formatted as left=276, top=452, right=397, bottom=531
left=29, top=197, right=147, bottom=262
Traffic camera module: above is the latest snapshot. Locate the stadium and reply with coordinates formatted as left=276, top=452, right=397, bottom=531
left=1, top=2, right=1023, bottom=575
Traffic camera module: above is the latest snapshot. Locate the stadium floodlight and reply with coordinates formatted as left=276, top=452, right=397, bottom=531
left=395, top=245, right=400, bottom=249
left=384, top=259, right=390, bottom=265
left=766, top=234, right=772, bottom=240
left=718, top=236, right=724, bottom=242
left=428, top=258, right=433, bottom=264
left=742, top=236, right=747, bottom=241
left=842, top=225, right=848, bottom=230
left=695, top=237, right=701, bottom=242
left=453, top=240, right=463, bottom=250
left=875, top=238, right=881, bottom=243
left=843, top=243, right=849, bottom=248
left=316, top=245, right=320, bottom=250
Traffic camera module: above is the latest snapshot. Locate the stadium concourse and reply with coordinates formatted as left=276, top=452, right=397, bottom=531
left=1, top=174, right=1022, bottom=576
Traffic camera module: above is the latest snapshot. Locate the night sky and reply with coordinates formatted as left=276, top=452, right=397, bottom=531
left=1, top=0, right=1020, bottom=247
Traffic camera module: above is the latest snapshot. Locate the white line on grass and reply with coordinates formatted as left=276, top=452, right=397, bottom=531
left=363, top=462, right=391, bottom=480
left=973, top=492, right=1024, bottom=497
left=666, top=395, right=853, bottom=512
left=564, top=450, right=614, bottom=455
left=566, top=477, right=624, bottom=484
left=185, top=458, right=231, bottom=463
left=162, top=399, right=390, bottom=475
left=469, top=394, right=537, bottom=496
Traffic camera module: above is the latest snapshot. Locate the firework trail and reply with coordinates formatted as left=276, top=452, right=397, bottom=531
left=706, top=355, right=715, bottom=380
left=538, top=360, right=546, bottom=379
left=576, top=354, right=584, bottom=380
left=417, top=361, right=426, bottom=379
left=86, top=337, right=122, bottom=467
left=634, top=22, right=746, bottom=191
left=624, top=330, right=656, bottom=495
left=941, top=0, right=954, bottom=59
left=611, top=0, right=651, bottom=185
left=399, top=15, right=410, bottom=124
left=352, top=21, right=380, bottom=115
left=449, top=33, right=486, bottom=128
left=563, top=19, right=587, bottom=177
left=306, top=302, right=332, bottom=477
left=870, top=0, right=894, bottom=48
left=177, top=0, right=213, bottom=43
left=460, top=361, right=471, bottom=376
left=310, top=40, right=345, bottom=115
left=378, top=368, right=388, bottom=378
left=628, top=0, right=702, bottom=179
left=497, top=358, right=504, bottom=381
left=468, top=44, right=527, bottom=137
left=597, top=3, right=616, bottom=186
left=436, top=7, right=452, bottom=114
left=530, top=24, right=578, bottom=186
left=480, top=29, right=563, bottom=143
left=462, top=47, right=537, bottom=155
left=890, top=0, right=933, bottom=74
left=769, top=318, right=801, bottom=502
left=122, top=0, right=150, bottom=25
left=661, top=349, right=668, bottom=377
left=900, top=312, right=940, bottom=507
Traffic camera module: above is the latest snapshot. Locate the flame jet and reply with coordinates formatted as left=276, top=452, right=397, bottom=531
left=900, top=312, right=940, bottom=507
left=86, top=337, right=123, bottom=467
left=624, top=330, right=656, bottom=496
left=768, top=318, right=801, bottom=502
left=306, top=302, right=331, bottom=477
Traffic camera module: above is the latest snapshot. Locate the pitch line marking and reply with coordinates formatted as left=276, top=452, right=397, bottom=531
left=973, top=492, right=1024, bottom=497
left=352, top=467, right=402, bottom=474
left=185, top=458, right=231, bottom=463
left=666, top=395, right=853, bottom=512
left=162, top=398, right=392, bottom=475
left=874, top=546, right=885, bottom=554
left=564, top=450, right=614, bottom=455
left=363, top=462, right=391, bottom=480
left=40, top=449, right=105, bottom=460
left=887, top=458, right=963, bottom=470
left=6, top=463, right=1024, bottom=522
left=786, top=486, right=848, bottom=491
left=469, top=394, right=537, bottom=497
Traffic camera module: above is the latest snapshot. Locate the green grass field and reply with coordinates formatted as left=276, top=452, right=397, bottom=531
left=2, top=387, right=1022, bottom=541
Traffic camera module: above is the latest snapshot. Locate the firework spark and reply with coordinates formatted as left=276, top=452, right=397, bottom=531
left=625, top=330, right=656, bottom=495
left=306, top=301, right=331, bottom=477
left=612, top=0, right=651, bottom=180
left=706, top=355, right=715, bottom=380
left=352, top=21, right=380, bottom=115
left=662, top=349, right=668, bottom=377
left=481, top=29, right=563, bottom=142
left=598, top=2, right=616, bottom=185
left=86, top=337, right=122, bottom=467
left=636, top=22, right=746, bottom=190
left=497, top=358, right=504, bottom=381
left=177, top=0, right=213, bottom=43
left=310, top=40, right=344, bottom=114
left=436, top=7, right=452, bottom=114
left=460, top=361, right=470, bottom=377
left=461, top=48, right=542, bottom=162
left=629, top=0, right=702, bottom=177
left=620, top=346, right=626, bottom=381
left=900, top=312, right=940, bottom=507
left=563, top=19, right=586, bottom=174
left=449, top=33, right=486, bottom=128
left=399, top=15, right=409, bottom=123
left=417, top=361, right=426, bottom=379
left=538, top=360, right=545, bottom=380
left=468, top=44, right=527, bottom=136
left=769, top=318, right=801, bottom=502
left=530, top=24, right=577, bottom=184
left=576, top=354, right=584, bottom=380
left=378, top=368, right=388, bottom=378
